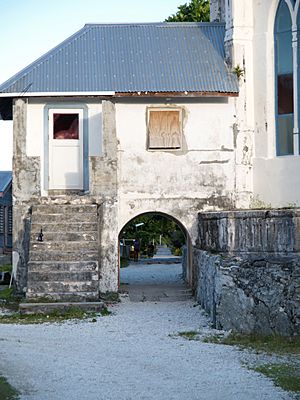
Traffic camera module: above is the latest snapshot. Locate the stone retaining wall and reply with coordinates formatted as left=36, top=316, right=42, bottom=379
left=194, top=209, right=300, bottom=336
left=198, top=209, right=300, bottom=254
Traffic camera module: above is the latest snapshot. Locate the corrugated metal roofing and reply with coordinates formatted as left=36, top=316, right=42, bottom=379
left=0, top=171, right=12, bottom=194
left=0, top=22, right=238, bottom=95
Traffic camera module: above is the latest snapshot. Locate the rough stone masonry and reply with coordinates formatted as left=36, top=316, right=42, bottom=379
left=193, top=209, right=300, bottom=336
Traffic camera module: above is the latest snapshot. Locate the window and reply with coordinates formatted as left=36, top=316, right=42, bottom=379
left=147, top=108, right=182, bottom=150
left=7, top=206, right=12, bottom=235
left=0, top=207, right=3, bottom=234
left=53, top=113, right=79, bottom=140
left=275, top=0, right=298, bottom=155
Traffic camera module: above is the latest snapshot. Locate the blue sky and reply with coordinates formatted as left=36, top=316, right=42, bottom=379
left=0, top=0, right=182, bottom=169
left=0, top=0, right=182, bottom=83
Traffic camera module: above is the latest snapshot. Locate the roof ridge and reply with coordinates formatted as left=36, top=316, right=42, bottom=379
left=84, top=21, right=225, bottom=27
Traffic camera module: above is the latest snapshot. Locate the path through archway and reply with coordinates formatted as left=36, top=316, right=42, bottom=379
left=118, top=212, right=193, bottom=302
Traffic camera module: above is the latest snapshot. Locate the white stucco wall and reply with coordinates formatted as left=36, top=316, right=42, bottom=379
left=26, top=98, right=102, bottom=195
left=229, top=0, right=300, bottom=207
left=115, top=98, right=240, bottom=243
left=26, top=98, right=102, bottom=158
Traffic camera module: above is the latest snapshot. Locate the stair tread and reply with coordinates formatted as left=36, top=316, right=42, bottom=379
left=31, top=242, right=97, bottom=246
left=28, top=204, right=99, bottom=300
left=28, top=260, right=98, bottom=264
left=26, top=292, right=99, bottom=301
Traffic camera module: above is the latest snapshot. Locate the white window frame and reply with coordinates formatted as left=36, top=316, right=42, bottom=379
left=275, top=0, right=300, bottom=155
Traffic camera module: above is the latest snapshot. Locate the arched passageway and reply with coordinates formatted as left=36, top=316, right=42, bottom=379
left=118, top=212, right=193, bottom=301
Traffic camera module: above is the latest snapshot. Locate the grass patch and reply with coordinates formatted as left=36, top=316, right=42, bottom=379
left=0, top=375, right=19, bottom=400
left=178, top=331, right=199, bottom=340
left=203, top=333, right=300, bottom=355
left=0, top=265, right=12, bottom=273
left=253, top=363, right=300, bottom=393
left=100, top=307, right=111, bottom=316
left=0, top=287, right=14, bottom=302
left=0, top=287, right=20, bottom=311
left=99, top=291, right=119, bottom=302
left=0, top=306, right=110, bottom=324
left=203, top=333, right=300, bottom=396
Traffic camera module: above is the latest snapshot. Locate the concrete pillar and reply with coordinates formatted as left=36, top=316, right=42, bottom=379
left=96, top=100, right=119, bottom=294
left=210, top=0, right=226, bottom=22
left=12, top=98, right=40, bottom=294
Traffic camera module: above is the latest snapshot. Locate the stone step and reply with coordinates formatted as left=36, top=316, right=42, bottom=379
left=159, top=295, right=193, bottom=302
left=33, top=204, right=98, bottom=214
left=137, top=257, right=182, bottom=265
left=31, top=222, right=98, bottom=233
left=32, top=212, right=97, bottom=224
left=27, top=204, right=100, bottom=302
left=121, top=284, right=194, bottom=302
left=27, top=280, right=99, bottom=294
left=19, top=301, right=105, bottom=315
left=26, top=291, right=99, bottom=302
left=30, top=241, right=98, bottom=252
left=127, top=292, right=193, bottom=302
left=28, top=261, right=98, bottom=273
left=168, top=289, right=193, bottom=295
left=29, top=250, right=98, bottom=262
left=155, top=245, right=173, bottom=257
left=27, top=271, right=97, bottom=282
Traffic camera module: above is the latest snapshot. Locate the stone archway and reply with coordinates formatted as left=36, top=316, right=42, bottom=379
left=118, top=211, right=193, bottom=289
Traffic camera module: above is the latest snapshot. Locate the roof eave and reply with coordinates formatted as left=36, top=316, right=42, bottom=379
left=115, top=91, right=239, bottom=98
left=0, top=180, right=12, bottom=197
left=0, top=90, right=239, bottom=98
left=0, top=91, right=115, bottom=98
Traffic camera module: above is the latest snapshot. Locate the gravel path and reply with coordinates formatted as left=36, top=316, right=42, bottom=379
left=0, top=262, right=294, bottom=399
left=0, top=298, right=293, bottom=400
left=120, top=262, right=183, bottom=285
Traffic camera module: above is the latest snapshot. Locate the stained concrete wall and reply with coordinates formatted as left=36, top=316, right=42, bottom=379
left=12, top=94, right=258, bottom=295
left=13, top=98, right=118, bottom=294
left=210, top=0, right=226, bottom=22
left=194, top=209, right=300, bottom=335
left=13, top=98, right=39, bottom=293
left=115, top=97, right=251, bottom=285
left=96, top=100, right=118, bottom=294
left=115, top=97, right=251, bottom=247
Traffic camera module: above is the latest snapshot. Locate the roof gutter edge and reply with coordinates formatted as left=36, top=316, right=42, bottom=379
left=0, top=90, right=239, bottom=98
left=0, top=91, right=115, bottom=98
left=115, top=91, right=239, bottom=98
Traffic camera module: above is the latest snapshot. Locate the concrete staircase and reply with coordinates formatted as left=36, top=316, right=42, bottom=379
left=27, top=204, right=99, bottom=301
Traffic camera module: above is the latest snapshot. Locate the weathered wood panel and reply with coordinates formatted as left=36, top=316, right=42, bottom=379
left=148, top=110, right=181, bottom=149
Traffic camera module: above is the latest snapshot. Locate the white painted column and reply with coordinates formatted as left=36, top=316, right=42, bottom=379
left=292, top=29, right=299, bottom=155
left=286, top=0, right=300, bottom=154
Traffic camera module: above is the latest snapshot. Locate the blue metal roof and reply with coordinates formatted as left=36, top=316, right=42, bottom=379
left=0, top=22, right=238, bottom=95
left=0, top=171, right=12, bottom=195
